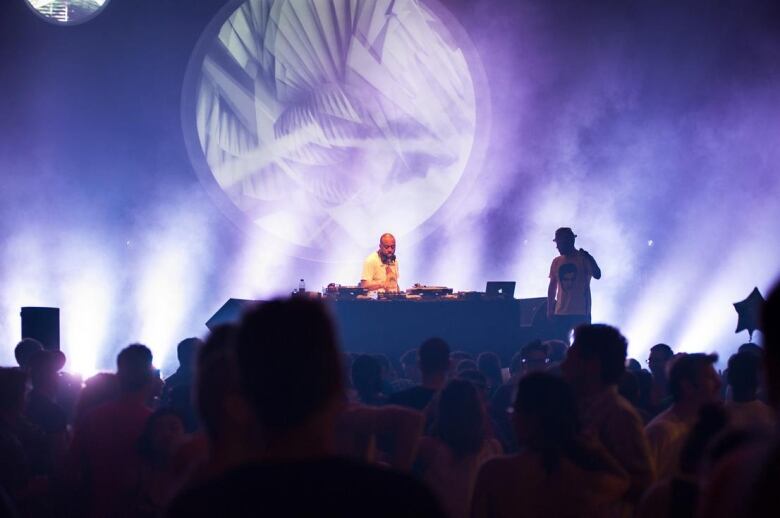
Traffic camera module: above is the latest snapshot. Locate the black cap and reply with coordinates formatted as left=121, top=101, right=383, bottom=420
left=553, top=227, right=577, bottom=242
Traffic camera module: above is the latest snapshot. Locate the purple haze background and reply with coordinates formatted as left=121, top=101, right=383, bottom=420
left=0, top=0, right=778, bottom=374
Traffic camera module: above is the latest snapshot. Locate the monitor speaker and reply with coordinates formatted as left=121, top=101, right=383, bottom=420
left=20, top=307, right=60, bottom=351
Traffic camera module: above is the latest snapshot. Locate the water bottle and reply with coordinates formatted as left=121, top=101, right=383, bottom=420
left=298, top=278, right=305, bottom=293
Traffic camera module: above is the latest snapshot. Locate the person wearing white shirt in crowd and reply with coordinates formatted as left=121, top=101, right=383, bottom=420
left=644, top=353, right=721, bottom=481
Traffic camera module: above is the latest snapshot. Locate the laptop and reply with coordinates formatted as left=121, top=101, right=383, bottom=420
left=485, top=281, right=516, bottom=299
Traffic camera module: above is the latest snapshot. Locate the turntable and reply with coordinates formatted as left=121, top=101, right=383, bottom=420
left=324, top=284, right=368, bottom=299
left=377, top=291, right=407, bottom=301
left=406, top=284, right=454, bottom=298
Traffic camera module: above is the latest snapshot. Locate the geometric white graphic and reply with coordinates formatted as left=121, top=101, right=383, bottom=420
left=26, top=0, right=108, bottom=25
left=191, top=0, right=478, bottom=256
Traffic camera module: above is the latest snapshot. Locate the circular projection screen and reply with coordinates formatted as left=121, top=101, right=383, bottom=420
left=183, top=0, right=488, bottom=261
left=25, top=0, right=109, bottom=25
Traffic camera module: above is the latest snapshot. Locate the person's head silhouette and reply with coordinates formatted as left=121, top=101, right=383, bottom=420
left=433, top=379, right=487, bottom=459
left=648, top=343, right=674, bottom=378
left=176, top=337, right=203, bottom=373
left=562, top=324, right=627, bottom=394
left=553, top=227, right=577, bottom=256
left=14, top=338, right=43, bottom=371
left=116, top=344, right=154, bottom=395
left=235, top=298, right=344, bottom=446
left=727, top=351, right=761, bottom=402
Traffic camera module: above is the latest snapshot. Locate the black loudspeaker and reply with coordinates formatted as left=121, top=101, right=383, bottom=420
left=20, top=307, right=60, bottom=351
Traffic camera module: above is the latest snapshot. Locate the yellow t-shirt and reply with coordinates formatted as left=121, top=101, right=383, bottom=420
left=361, top=251, right=399, bottom=290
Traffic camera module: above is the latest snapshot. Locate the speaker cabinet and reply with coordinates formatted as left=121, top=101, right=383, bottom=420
left=20, top=307, right=60, bottom=351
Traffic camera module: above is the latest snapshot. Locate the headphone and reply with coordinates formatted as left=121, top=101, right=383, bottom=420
left=378, top=250, right=396, bottom=265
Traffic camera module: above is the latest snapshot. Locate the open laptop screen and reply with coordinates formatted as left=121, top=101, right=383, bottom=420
left=485, top=281, right=516, bottom=299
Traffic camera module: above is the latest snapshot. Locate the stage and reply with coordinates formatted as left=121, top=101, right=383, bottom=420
left=208, top=297, right=548, bottom=362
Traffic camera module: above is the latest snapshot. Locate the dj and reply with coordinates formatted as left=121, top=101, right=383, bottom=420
left=360, top=233, right=399, bottom=293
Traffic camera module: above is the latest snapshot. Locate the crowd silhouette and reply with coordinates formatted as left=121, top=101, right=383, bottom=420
left=0, top=281, right=779, bottom=517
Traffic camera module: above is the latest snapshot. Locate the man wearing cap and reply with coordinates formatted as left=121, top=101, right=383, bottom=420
left=547, top=227, right=601, bottom=339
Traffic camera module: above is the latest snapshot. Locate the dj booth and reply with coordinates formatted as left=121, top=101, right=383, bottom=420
left=207, top=296, right=549, bottom=363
